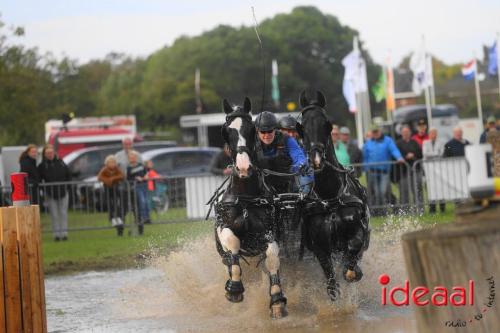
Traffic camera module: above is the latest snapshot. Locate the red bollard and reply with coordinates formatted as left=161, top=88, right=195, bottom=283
left=11, top=172, right=30, bottom=206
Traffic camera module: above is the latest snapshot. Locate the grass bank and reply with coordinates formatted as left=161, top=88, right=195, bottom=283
left=42, top=207, right=455, bottom=275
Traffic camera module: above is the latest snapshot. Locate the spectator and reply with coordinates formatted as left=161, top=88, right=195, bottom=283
left=331, top=125, right=350, bottom=167
left=479, top=116, right=498, bottom=143
left=396, top=126, right=423, bottom=212
left=19, top=144, right=40, bottom=204
left=340, top=126, right=363, bottom=176
left=444, top=127, right=470, bottom=157
left=115, top=138, right=142, bottom=217
left=363, top=124, right=404, bottom=209
left=365, top=130, right=373, bottom=141
left=411, top=119, right=429, bottom=148
left=116, top=138, right=142, bottom=175
left=97, top=155, right=125, bottom=236
left=145, top=159, right=163, bottom=221
left=37, top=144, right=71, bottom=241
left=211, top=144, right=233, bottom=176
left=127, top=151, right=148, bottom=235
left=422, top=128, right=446, bottom=213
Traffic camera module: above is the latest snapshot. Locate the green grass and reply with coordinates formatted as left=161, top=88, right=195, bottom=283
left=41, top=205, right=455, bottom=275
left=42, top=220, right=211, bottom=275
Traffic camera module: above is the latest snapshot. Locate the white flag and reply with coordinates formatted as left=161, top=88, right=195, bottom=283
left=342, top=49, right=367, bottom=112
left=410, top=44, right=427, bottom=95
left=426, top=55, right=434, bottom=88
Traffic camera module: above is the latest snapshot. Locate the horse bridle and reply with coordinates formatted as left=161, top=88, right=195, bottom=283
left=300, top=105, right=331, bottom=171
left=223, top=112, right=256, bottom=176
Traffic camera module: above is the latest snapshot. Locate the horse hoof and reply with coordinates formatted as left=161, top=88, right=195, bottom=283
left=270, top=302, right=287, bottom=319
left=225, top=292, right=244, bottom=303
left=344, top=266, right=363, bottom=283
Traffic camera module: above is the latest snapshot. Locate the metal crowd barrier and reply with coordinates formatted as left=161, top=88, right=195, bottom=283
left=0, top=158, right=470, bottom=235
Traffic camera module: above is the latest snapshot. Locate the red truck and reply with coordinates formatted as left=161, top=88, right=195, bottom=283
left=45, top=115, right=140, bottom=158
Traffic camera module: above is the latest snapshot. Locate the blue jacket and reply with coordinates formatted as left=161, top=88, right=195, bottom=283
left=262, top=136, right=308, bottom=173
left=362, top=135, right=402, bottom=172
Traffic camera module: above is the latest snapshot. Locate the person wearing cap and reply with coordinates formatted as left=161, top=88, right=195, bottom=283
left=479, top=116, right=498, bottom=143
left=331, top=125, right=350, bottom=167
left=339, top=126, right=363, bottom=177
left=278, top=115, right=301, bottom=141
left=396, top=126, right=423, bottom=212
left=411, top=119, right=429, bottom=148
left=362, top=123, right=404, bottom=208
left=254, top=111, right=313, bottom=194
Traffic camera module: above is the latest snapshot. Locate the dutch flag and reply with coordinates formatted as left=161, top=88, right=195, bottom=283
left=462, top=60, right=476, bottom=80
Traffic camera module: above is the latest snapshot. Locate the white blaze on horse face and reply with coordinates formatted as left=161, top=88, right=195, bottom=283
left=314, top=151, right=321, bottom=168
left=229, top=118, right=251, bottom=177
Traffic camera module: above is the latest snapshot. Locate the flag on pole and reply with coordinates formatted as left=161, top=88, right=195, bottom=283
left=409, top=43, right=429, bottom=95
left=488, top=41, right=498, bottom=76
left=386, top=65, right=396, bottom=111
left=462, top=60, right=476, bottom=80
left=271, top=59, right=280, bottom=107
left=372, top=68, right=386, bottom=103
left=342, top=46, right=367, bottom=113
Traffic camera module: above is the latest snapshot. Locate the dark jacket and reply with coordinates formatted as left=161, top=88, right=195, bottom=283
left=443, top=138, right=470, bottom=157
left=396, top=138, right=422, bottom=178
left=346, top=141, right=363, bottom=177
left=127, top=163, right=147, bottom=182
left=38, top=158, right=71, bottom=199
left=210, top=152, right=232, bottom=175
left=20, top=155, right=40, bottom=185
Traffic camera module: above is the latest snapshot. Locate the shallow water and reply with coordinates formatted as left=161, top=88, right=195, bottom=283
left=46, top=218, right=422, bottom=333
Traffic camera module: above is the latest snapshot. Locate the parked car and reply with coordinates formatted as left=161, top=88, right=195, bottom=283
left=79, top=146, right=220, bottom=212
left=63, top=141, right=177, bottom=181
left=62, top=141, right=176, bottom=209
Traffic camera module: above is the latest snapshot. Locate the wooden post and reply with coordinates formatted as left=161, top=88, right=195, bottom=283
left=0, top=205, right=47, bottom=333
left=402, top=204, right=500, bottom=333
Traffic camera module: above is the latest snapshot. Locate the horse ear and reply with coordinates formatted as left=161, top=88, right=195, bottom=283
left=223, top=99, right=233, bottom=114
left=299, top=90, right=308, bottom=108
left=316, top=91, right=326, bottom=108
left=243, top=97, right=251, bottom=113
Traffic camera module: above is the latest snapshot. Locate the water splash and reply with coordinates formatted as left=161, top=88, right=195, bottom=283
left=110, top=217, right=424, bottom=332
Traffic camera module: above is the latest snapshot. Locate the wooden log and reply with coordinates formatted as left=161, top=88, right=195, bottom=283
left=0, top=212, right=6, bottom=333
left=1, top=207, right=23, bottom=333
left=17, top=206, right=34, bottom=333
left=402, top=205, right=500, bottom=333
left=33, top=205, right=47, bottom=333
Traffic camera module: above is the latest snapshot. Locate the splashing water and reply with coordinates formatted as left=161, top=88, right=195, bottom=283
left=46, top=218, right=426, bottom=332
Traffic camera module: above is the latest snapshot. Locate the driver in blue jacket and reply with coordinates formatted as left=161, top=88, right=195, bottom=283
left=254, top=111, right=313, bottom=194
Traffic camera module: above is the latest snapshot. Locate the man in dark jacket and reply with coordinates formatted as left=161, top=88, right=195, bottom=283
left=396, top=126, right=423, bottom=212
left=19, top=144, right=40, bottom=204
left=339, top=126, right=362, bottom=177
left=211, top=144, right=233, bottom=176
left=38, top=145, right=71, bottom=241
left=444, top=127, right=470, bottom=157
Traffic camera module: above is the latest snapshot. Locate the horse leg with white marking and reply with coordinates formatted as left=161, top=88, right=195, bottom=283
left=217, top=226, right=245, bottom=302
left=265, top=241, right=287, bottom=319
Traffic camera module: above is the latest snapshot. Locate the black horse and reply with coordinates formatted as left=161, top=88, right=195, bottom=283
left=299, top=90, right=370, bottom=301
left=213, top=97, right=287, bottom=319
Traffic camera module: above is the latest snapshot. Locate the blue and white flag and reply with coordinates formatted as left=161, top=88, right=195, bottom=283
left=462, top=60, right=476, bottom=80
left=488, top=41, right=498, bottom=76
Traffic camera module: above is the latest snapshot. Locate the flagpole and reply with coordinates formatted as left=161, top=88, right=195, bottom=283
left=473, top=58, right=484, bottom=125
left=422, top=35, right=433, bottom=127
left=428, top=55, right=436, bottom=106
left=195, top=68, right=202, bottom=114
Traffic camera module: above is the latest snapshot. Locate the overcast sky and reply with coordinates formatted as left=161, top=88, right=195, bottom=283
left=2, top=0, right=499, bottom=66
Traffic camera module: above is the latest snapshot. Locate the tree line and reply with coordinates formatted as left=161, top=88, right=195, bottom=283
left=0, top=6, right=495, bottom=146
